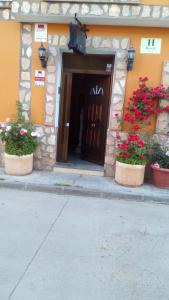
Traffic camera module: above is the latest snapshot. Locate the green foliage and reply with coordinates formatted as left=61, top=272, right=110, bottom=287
left=0, top=101, right=38, bottom=156
left=150, top=142, right=169, bottom=169
left=116, top=156, right=146, bottom=165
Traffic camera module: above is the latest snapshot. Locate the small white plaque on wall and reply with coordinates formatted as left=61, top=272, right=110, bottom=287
left=34, top=24, right=48, bottom=42
left=35, top=70, right=45, bottom=86
left=140, top=38, right=162, bottom=54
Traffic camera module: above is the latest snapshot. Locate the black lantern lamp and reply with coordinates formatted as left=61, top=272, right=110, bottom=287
left=68, top=14, right=89, bottom=55
left=127, top=46, right=136, bottom=71
left=38, top=43, right=48, bottom=68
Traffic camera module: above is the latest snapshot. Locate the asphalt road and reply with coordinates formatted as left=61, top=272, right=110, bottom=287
left=0, top=188, right=169, bottom=300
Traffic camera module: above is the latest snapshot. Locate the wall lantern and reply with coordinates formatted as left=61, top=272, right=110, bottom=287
left=68, top=13, right=89, bottom=55
left=127, top=46, right=136, bottom=71
left=38, top=43, right=48, bottom=68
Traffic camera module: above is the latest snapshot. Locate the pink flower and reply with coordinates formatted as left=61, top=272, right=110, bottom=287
left=116, top=134, right=120, bottom=139
left=19, top=129, right=26, bottom=136
left=154, top=163, right=160, bottom=168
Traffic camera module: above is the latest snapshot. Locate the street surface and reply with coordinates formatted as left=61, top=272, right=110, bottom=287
left=0, top=188, right=169, bottom=300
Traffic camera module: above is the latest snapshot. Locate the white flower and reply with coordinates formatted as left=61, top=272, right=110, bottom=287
left=0, top=123, right=5, bottom=128
left=166, top=151, right=169, bottom=156
left=0, top=129, right=2, bottom=134
left=6, top=118, right=10, bottom=123
left=6, top=125, right=11, bottom=131
left=31, top=131, right=37, bottom=137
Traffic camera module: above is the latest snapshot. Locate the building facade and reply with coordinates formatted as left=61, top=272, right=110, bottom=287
left=0, top=0, right=169, bottom=176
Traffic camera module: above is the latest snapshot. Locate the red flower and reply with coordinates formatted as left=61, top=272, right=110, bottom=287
left=138, top=140, right=145, bottom=148
left=133, top=125, right=140, bottom=132
left=121, top=142, right=129, bottom=150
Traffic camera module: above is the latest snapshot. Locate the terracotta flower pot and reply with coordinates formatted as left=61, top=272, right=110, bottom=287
left=4, top=153, right=33, bottom=176
left=151, top=164, right=169, bottom=189
left=115, top=160, right=145, bottom=187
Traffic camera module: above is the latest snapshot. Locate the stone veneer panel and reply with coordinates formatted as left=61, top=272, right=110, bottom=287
left=45, top=34, right=129, bottom=175
left=10, top=1, right=169, bottom=26
left=33, top=125, right=57, bottom=170
left=0, top=1, right=11, bottom=20
left=19, top=23, right=33, bottom=120
left=156, top=61, right=169, bottom=135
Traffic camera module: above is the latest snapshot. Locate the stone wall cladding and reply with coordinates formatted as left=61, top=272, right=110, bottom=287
left=155, top=60, right=169, bottom=151
left=19, top=23, right=33, bottom=120
left=0, top=1, right=11, bottom=20
left=10, top=1, right=169, bottom=24
left=0, top=140, right=4, bottom=167
left=47, top=34, right=129, bottom=175
left=156, top=61, right=169, bottom=135
left=45, top=44, right=57, bottom=127
left=34, top=125, right=57, bottom=170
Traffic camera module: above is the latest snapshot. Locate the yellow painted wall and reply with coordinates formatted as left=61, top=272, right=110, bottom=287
left=31, top=25, right=68, bottom=124
left=142, top=0, right=169, bottom=5
left=31, top=24, right=169, bottom=126
left=31, top=42, right=46, bottom=124
left=0, top=22, right=20, bottom=122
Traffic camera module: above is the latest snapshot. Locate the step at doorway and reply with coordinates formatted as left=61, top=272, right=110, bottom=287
left=54, top=154, right=104, bottom=176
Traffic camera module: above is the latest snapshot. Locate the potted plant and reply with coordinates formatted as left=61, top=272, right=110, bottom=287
left=150, top=142, right=169, bottom=188
left=115, top=132, right=147, bottom=187
left=114, top=76, right=169, bottom=187
left=0, top=102, right=38, bottom=175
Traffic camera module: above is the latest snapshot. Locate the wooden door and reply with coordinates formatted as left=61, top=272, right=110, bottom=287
left=81, top=75, right=111, bottom=165
left=57, top=72, right=72, bottom=162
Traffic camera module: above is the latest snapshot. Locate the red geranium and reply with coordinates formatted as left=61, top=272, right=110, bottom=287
left=116, top=133, right=147, bottom=165
left=124, top=77, right=169, bottom=124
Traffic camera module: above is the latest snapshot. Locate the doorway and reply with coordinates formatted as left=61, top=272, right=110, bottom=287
left=57, top=53, right=114, bottom=169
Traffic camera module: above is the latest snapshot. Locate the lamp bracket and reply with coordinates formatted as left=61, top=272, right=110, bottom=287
left=74, top=13, right=89, bottom=38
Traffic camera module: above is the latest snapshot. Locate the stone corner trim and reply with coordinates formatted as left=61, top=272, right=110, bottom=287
left=156, top=61, right=169, bottom=135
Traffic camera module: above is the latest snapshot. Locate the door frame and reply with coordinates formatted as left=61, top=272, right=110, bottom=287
left=48, top=37, right=129, bottom=175
left=57, top=54, right=114, bottom=164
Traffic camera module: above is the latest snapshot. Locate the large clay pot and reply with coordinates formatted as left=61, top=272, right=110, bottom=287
left=151, top=164, right=169, bottom=189
left=4, top=153, right=33, bottom=176
left=115, top=160, right=145, bottom=187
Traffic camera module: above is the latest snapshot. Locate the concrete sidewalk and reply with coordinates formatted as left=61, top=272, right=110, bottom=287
left=0, top=168, right=168, bottom=203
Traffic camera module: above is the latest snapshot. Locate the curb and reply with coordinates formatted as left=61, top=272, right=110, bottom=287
left=0, top=181, right=169, bottom=204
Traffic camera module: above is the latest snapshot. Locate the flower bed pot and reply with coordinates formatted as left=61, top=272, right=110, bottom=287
left=4, top=153, right=33, bottom=176
left=115, top=161, right=145, bottom=187
left=151, top=164, right=169, bottom=189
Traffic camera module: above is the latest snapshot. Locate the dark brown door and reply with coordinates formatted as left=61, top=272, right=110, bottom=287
left=81, top=75, right=111, bottom=165
left=57, top=72, right=72, bottom=162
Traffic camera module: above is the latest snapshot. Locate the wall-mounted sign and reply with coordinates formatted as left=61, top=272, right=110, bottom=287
left=106, top=64, right=112, bottom=72
left=34, top=24, right=48, bottom=42
left=140, top=38, right=162, bottom=54
left=35, top=70, right=45, bottom=86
